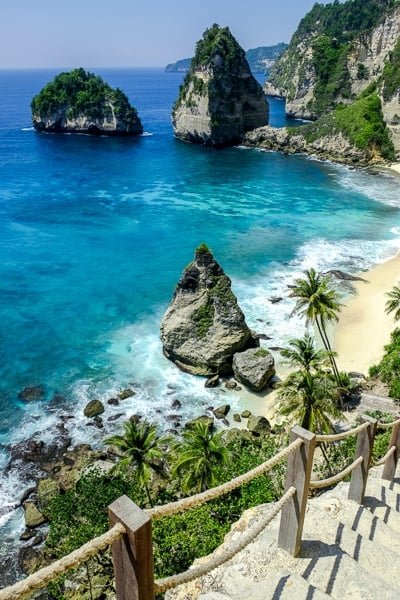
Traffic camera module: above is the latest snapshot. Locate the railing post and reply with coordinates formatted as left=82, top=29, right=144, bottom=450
left=108, top=495, right=154, bottom=600
left=348, top=415, right=377, bottom=504
left=382, top=421, right=400, bottom=481
left=278, top=426, right=316, bottom=557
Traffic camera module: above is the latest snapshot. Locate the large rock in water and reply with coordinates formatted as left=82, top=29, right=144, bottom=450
left=232, top=348, right=275, bottom=392
left=160, top=245, right=258, bottom=375
left=31, top=68, right=143, bottom=136
left=172, top=24, right=268, bottom=147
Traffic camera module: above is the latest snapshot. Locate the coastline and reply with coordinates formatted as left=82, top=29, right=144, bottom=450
left=334, top=252, right=400, bottom=374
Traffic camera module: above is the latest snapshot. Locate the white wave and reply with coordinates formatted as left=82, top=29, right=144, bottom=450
left=333, top=166, right=400, bottom=208
left=21, top=127, right=34, bottom=131
left=141, top=131, right=153, bottom=137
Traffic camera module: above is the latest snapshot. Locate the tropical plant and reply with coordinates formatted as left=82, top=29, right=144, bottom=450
left=277, top=370, right=341, bottom=434
left=280, top=332, right=333, bottom=373
left=172, top=421, right=231, bottom=493
left=385, top=284, right=400, bottom=321
left=105, top=419, right=169, bottom=506
left=289, top=268, right=343, bottom=385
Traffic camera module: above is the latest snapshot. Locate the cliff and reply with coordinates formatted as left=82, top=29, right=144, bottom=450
left=172, top=24, right=269, bottom=147
left=160, top=244, right=258, bottom=376
left=31, top=68, right=143, bottom=136
left=165, top=43, right=288, bottom=74
left=244, top=90, right=395, bottom=165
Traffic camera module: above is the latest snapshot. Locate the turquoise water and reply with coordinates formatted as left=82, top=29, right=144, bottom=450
left=1, top=68, right=400, bottom=545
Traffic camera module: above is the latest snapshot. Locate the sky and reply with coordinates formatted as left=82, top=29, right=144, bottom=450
left=0, top=0, right=330, bottom=68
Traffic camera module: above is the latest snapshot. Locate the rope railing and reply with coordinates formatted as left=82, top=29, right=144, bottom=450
left=315, top=421, right=369, bottom=443
left=371, top=445, right=396, bottom=467
left=309, top=456, right=363, bottom=490
left=377, top=417, right=400, bottom=430
left=154, top=486, right=297, bottom=594
left=0, top=522, right=126, bottom=600
left=146, top=437, right=303, bottom=520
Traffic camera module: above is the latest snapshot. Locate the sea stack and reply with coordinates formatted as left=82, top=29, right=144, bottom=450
left=31, top=68, right=143, bottom=136
left=172, top=24, right=269, bottom=147
left=160, top=244, right=258, bottom=376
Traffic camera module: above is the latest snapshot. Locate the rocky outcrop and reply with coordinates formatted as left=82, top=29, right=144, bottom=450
left=172, top=25, right=268, bottom=147
left=232, top=348, right=275, bottom=392
left=160, top=244, right=258, bottom=376
left=244, top=126, right=370, bottom=165
left=83, top=399, right=105, bottom=418
left=31, top=68, right=143, bottom=136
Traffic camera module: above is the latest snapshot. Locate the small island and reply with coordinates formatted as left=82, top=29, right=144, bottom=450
left=31, top=68, right=143, bottom=136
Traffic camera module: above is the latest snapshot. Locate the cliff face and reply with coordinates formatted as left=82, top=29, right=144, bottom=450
left=266, top=0, right=400, bottom=156
left=31, top=69, right=143, bottom=136
left=172, top=25, right=268, bottom=147
left=160, top=245, right=258, bottom=376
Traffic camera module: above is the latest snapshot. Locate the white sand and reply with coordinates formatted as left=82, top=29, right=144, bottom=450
left=334, top=253, right=400, bottom=374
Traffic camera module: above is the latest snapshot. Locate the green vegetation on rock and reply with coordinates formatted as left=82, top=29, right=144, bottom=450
left=382, top=38, right=400, bottom=101
left=370, top=328, right=400, bottom=398
left=296, top=91, right=395, bottom=160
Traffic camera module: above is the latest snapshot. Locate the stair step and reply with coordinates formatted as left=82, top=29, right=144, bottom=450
left=364, top=479, right=400, bottom=531
left=304, top=501, right=400, bottom=588
left=199, top=571, right=330, bottom=600
left=318, top=482, right=400, bottom=554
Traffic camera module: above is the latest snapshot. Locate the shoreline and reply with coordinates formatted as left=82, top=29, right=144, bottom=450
left=334, top=252, right=400, bottom=374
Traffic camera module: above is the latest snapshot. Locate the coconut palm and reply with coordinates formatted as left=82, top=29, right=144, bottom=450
left=385, top=284, right=400, bottom=321
left=280, top=333, right=333, bottom=373
left=105, top=419, right=169, bottom=507
left=289, top=268, right=343, bottom=383
left=172, top=421, right=231, bottom=494
left=277, top=370, right=341, bottom=434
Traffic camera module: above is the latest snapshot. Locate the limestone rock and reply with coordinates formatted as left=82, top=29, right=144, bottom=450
left=37, top=478, right=60, bottom=510
left=19, top=547, right=45, bottom=575
left=118, top=388, right=136, bottom=400
left=18, top=385, right=45, bottom=402
left=31, top=68, right=143, bottom=136
left=232, top=348, right=275, bottom=392
left=160, top=245, right=258, bottom=376
left=205, top=374, right=220, bottom=388
left=233, top=413, right=241, bottom=422
left=185, top=415, right=214, bottom=432
left=172, top=24, right=268, bottom=147
left=213, top=404, right=230, bottom=419
left=83, top=399, right=104, bottom=418
left=23, top=500, right=46, bottom=528
left=241, top=410, right=251, bottom=418
left=247, top=415, right=271, bottom=436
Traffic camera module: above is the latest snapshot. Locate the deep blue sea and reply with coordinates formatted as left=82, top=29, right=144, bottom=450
left=1, top=68, right=400, bottom=559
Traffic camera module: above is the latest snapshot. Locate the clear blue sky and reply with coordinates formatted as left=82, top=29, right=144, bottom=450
left=0, top=0, right=329, bottom=68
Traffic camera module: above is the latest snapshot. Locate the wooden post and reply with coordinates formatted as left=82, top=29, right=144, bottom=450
left=278, top=426, right=316, bottom=557
left=382, top=421, right=400, bottom=481
left=348, top=415, right=377, bottom=505
left=108, top=495, right=154, bottom=600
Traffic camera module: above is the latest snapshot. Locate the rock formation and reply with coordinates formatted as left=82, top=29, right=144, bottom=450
left=31, top=68, right=143, bottom=136
left=160, top=244, right=258, bottom=376
left=232, top=348, right=275, bottom=392
left=172, top=24, right=268, bottom=147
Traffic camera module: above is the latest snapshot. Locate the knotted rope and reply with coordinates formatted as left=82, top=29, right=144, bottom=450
left=309, top=456, right=363, bottom=490
left=377, top=418, right=400, bottom=430
left=371, top=445, right=396, bottom=467
left=315, top=422, right=369, bottom=444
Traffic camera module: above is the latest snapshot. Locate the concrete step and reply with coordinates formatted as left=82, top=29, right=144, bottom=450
left=304, top=501, right=400, bottom=589
left=364, top=478, right=400, bottom=531
left=317, top=482, right=400, bottom=554
left=199, top=571, right=331, bottom=600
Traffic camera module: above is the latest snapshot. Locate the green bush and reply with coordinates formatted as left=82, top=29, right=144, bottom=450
left=382, top=38, right=400, bottom=101
left=369, top=328, right=400, bottom=398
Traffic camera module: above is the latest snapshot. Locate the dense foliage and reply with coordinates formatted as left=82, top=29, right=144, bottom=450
left=382, top=38, right=400, bottom=101
left=370, top=328, right=400, bottom=398
left=31, top=68, right=140, bottom=125
left=297, top=91, right=395, bottom=160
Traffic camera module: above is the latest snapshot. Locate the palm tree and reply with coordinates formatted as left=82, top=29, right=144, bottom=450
left=280, top=333, right=333, bottom=373
left=105, top=419, right=169, bottom=507
left=385, top=284, right=400, bottom=321
left=289, top=268, right=343, bottom=384
left=277, top=370, right=341, bottom=434
left=172, top=421, right=231, bottom=494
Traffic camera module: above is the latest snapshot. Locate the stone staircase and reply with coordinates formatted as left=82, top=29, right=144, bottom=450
left=167, top=466, right=400, bottom=600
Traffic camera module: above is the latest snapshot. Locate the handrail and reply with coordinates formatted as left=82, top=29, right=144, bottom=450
left=309, top=456, right=363, bottom=490
left=371, top=445, right=396, bottom=467
left=146, top=437, right=303, bottom=520
left=377, top=417, right=400, bottom=430
left=154, top=486, right=296, bottom=594
left=0, top=522, right=125, bottom=600
left=315, top=422, right=369, bottom=443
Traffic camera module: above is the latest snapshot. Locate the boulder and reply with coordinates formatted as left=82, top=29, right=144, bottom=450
left=118, top=388, right=136, bottom=400
left=224, top=380, right=237, bottom=390
left=37, top=478, right=60, bottom=510
left=247, top=415, right=271, bottom=436
left=172, top=25, right=268, bottom=147
left=213, top=404, right=230, bottom=419
left=161, top=245, right=258, bottom=376
left=185, top=415, right=214, bottom=432
left=83, top=399, right=104, bottom=418
left=233, top=413, right=241, bottom=422
left=19, top=547, right=45, bottom=575
left=17, top=385, right=45, bottom=402
left=107, top=397, right=120, bottom=406
left=205, top=374, right=220, bottom=388
left=171, top=399, right=182, bottom=409
left=241, top=410, right=251, bottom=418
left=232, top=348, right=275, bottom=392
left=23, top=500, right=46, bottom=528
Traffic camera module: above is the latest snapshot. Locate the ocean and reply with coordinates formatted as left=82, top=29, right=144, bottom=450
left=1, top=68, right=400, bottom=572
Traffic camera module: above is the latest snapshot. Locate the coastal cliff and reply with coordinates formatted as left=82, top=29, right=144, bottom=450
left=31, top=68, right=143, bottom=136
left=172, top=24, right=268, bottom=147
left=160, top=244, right=258, bottom=376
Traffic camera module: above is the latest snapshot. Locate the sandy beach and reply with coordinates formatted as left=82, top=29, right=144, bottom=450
left=334, top=252, right=400, bottom=374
